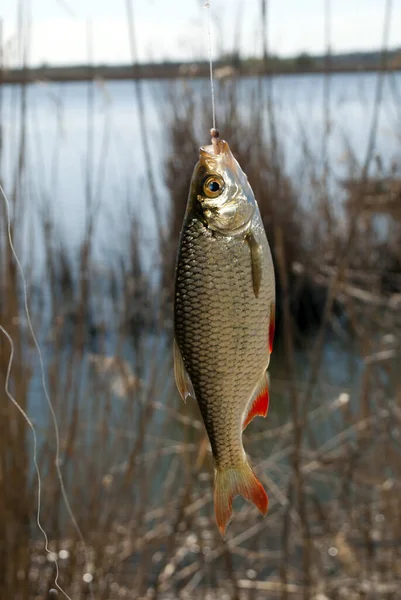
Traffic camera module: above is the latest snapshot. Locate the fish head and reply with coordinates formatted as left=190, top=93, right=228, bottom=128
left=191, top=139, right=256, bottom=235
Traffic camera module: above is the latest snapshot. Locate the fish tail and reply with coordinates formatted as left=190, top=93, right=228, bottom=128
left=214, top=461, right=268, bottom=537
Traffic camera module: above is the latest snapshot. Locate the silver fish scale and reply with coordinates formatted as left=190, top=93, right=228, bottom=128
left=174, top=210, right=274, bottom=469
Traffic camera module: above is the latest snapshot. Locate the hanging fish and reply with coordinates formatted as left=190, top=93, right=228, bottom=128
left=174, top=130, right=275, bottom=536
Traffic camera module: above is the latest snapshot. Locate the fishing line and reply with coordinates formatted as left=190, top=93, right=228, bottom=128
left=54, top=0, right=78, bottom=19
left=205, top=1, right=216, bottom=131
left=0, top=182, right=94, bottom=599
left=0, top=325, right=72, bottom=600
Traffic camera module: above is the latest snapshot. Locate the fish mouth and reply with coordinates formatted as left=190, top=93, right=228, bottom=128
left=199, top=139, right=238, bottom=173
left=200, top=138, right=229, bottom=158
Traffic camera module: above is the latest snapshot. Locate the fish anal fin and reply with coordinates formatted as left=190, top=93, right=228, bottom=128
left=214, top=461, right=268, bottom=537
left=173, top=338, right=195, bottom=403
left=269, top=302, right=275, bottom=354
left=243, top=372, right=269, bottom=430
left=247, top=231, right=263, bottom=298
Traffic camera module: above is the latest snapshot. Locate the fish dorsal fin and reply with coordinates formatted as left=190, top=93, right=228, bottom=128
left=243, top=372, right=269, bottom=430
left=173, top=338, right=196, bottom=403
left=246, top=231, right=263, bottom=298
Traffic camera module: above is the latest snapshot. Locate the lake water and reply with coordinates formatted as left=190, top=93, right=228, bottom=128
left=1, top=72, right=400, bottom=272
left=3, top=74, right=398, bottom=563
left=0, top=72, right=397, bottom=433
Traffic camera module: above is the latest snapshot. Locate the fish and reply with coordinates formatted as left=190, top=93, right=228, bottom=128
left=173, top=130, right=275, bottom=536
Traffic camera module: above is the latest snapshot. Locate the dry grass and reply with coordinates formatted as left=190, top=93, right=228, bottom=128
left=1, top=3, right=401, bottom=598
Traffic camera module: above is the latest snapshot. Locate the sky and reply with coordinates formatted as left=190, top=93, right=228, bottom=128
left=0, top=0, right=400, bottom=67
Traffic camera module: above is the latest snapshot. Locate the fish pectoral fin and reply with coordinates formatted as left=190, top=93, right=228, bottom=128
left=242, top=371, right=269, bottom=430
left=269, top=301, right=275, bottom=354
left=214, top=461, right=268, bottom=537
left=246, top=231, right=263, bottom=298
left=173, top=338, right=196, bottom=403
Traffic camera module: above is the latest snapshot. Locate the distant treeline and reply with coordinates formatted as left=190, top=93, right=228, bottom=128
left=2, top=48, right=401, bottom=83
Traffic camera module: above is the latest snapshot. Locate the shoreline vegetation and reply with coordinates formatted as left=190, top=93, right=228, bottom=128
left=1, top=5, right=401, bottom=593
left=2, top=47, right=401, bottom=83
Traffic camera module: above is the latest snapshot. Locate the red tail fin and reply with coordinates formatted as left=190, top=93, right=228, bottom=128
left=214, top=462, right=268, bottom=537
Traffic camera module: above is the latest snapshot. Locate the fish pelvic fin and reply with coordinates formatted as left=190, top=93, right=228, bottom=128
left=214, top=461, right=268, bottom=537
left=243, top=371, right=269, bottom=431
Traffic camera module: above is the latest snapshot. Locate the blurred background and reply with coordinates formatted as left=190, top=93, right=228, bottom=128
left=0, top=0, right=401, bottom=598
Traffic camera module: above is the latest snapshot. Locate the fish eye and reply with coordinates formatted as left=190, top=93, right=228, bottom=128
left=203, top=175, right=224, bottom=198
